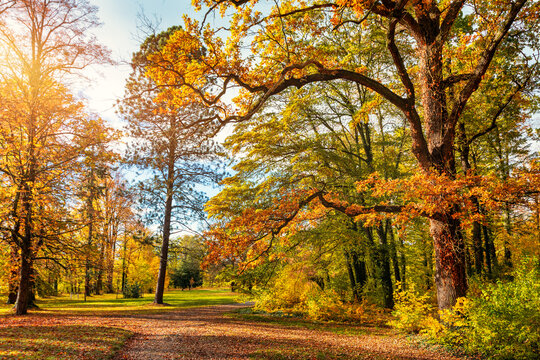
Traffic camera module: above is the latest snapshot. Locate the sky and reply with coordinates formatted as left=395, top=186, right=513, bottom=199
left=82, top=0, right=198, bottom=127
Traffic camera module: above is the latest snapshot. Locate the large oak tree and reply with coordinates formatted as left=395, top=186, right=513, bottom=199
left=142, top=0, right=538, bottom=309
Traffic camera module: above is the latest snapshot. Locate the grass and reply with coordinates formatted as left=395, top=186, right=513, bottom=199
left=0, top=325, right=132, bottom=360
left=0, top=288, right=238, bottom=315
left=229, top=308, right=393, bottom=337
left=0, top=288, right=238, bottom=360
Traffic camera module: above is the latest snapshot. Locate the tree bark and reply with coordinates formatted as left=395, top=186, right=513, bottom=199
left=14, top=243, right=32, bottom=315
left=388, top=221, right=401, bottom=283
left=430, top=218, right=467, bottom=310
left=154, top=146, right=176, bottom=304
left=344, top=251, right=359, bottom=301
left=376, top=223, right=394, bottom=309
left=7, top=244, right=19, bottom=305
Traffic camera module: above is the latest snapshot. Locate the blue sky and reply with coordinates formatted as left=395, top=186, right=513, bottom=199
left=83, top=0, right=197, bottom=125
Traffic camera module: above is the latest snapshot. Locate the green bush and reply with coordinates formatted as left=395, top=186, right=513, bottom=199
left=456, top=260, right=540, bottom=359
left=391, top=259, right=540, bottom=359
left=122, top=282, right=142, bottom=298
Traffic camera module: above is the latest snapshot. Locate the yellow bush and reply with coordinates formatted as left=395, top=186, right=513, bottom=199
left=389, top=283, right=435, bottom=333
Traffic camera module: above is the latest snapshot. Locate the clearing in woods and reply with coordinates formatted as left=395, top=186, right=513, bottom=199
left=0, top=289, right=462, bottom=360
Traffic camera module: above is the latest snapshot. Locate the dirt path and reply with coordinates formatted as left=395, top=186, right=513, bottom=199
left=111, top=304, right=462, bottom=360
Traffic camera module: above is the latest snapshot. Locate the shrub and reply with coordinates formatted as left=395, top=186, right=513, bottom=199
left=392, top=259, right=540, bottom=359
left=389, top=283, right=435, bottom=333
left=455, top=261, right=540, bottom=359
left=122, top=282, right=142, bottom=298
left=254, top=265, right=385, bottom=323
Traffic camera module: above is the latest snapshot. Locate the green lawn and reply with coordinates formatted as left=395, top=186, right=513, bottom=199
left=0, top=288, right=238, bottom=315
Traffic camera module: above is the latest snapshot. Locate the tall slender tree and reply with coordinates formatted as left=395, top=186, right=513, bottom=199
left=0, top=0, right=110, bottom=315
left=120, top=27, right=223, bottom=305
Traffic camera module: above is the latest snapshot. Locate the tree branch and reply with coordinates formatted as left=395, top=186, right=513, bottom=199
left=468, top=78, right=530, bottom=144
left=446, top=0, right=527, bottom=135
left=387, top=17, right=415, bottom=101
left=440, top=0, right=467, bottom=44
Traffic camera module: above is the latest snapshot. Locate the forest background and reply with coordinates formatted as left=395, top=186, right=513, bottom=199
left=0, top=1, right=539, bottom=359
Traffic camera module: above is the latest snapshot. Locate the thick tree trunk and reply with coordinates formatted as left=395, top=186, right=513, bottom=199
left=14, top=246, right=32, bottom=315
left=15, top=179, right=35, bottom=315
left=415, top=33, right=468, bottom=308
left=430, top=218, right=467, bottom=310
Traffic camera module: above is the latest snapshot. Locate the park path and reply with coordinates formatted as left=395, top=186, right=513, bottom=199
left=111, top=304, right=463, bottom=360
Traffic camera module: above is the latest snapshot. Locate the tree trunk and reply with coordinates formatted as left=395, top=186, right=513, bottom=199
left=15, top=178, right=35, bottom=315
left=399, top=235, right=406, bottom=287
left=351, top=251, right=367, bottom=298
left=472, top=221, right=483, bottom=275
left=388, top=221, right=401, bottom=283
left=414, top=33, right=468, bottom=308
left=105, top=230, right=116, bottom=293
left=95, top=243, right=104, bottom=295
left=7, top=244, right=19, bottom=305
left=121, top=231, right=128, bottom=293
left=344, top=251, right=359, bottom=301
left=376, top=223, right=394, bottom=309
left=503, top=204, right=513, bottom=267
left=154, top=154, right=175, bottom=304
left=14, top=245, right=32, bottom=315
left=430, top=218, right=467, bottom=310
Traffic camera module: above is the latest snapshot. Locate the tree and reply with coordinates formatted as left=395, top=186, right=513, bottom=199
left=143, top=0, right=539, bottom=309
left=205, top=76, right=412, bottom=307
left=120, top=27, right=223, bottom=304
left=0, top=0, right=110, bottom=315
left=76, top=120, right=118, bottom=299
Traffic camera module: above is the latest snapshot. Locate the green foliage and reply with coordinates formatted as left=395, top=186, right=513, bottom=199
left=122, top=282, right=142, bottom=299
left=35, top=276, right=59, bottom=297
left=170, top=262, right=202, bottom=290
left=392, top=259, right=540, bottom=359
left=445, top=260, right=539, bottom=359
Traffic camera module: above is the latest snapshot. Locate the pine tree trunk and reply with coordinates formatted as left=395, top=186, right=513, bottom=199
left=154, top=153, right=175, bottom=304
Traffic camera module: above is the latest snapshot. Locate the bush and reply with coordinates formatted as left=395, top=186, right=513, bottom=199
left=254, top=265, right=385, bottom=323
left=122, top=282, right=142, bottom=298
left=391, top=259, right=540, bottom=359
left=455, top=261, right=540, bottom=359
left=389, top=283, right=435, bottom=333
